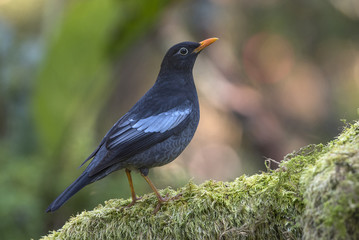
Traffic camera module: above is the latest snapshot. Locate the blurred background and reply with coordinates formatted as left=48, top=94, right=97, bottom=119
left=1, top=0, right=359, bottom=238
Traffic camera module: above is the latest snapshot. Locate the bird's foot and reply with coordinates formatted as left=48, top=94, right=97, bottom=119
left=170, top=192, right=183, bottom=201
left=126, top=196, right=142, bottom=208
left=153, top=192, right=183, bottom=214
left=120, top=196, right=142, bottom=210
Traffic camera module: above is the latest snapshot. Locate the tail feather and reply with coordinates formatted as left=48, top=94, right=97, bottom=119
left=46, top=172, right=92, bottom=212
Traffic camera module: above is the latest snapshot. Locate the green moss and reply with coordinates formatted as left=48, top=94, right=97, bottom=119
left=41, top=122, right=359, bottom=240
left=301, top=122, right=359, bottom=240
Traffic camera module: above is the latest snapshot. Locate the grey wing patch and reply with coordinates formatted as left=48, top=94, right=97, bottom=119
left=106, top=106, right=192, bottom=150
left=132, top=107, right=192, bottom=133
left=107, top=127, right=146, bottom=149
left=87, top=106, right=192, bottom=176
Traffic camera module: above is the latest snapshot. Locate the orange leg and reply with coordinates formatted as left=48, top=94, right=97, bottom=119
left=125, top=169, right=141, bottom=208
left=141, top=172, right=183, bottom=213
left=141, top=173, right=168, bottom=203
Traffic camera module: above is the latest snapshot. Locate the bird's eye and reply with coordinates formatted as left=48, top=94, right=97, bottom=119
left=179, top=47, right=188, bottom=55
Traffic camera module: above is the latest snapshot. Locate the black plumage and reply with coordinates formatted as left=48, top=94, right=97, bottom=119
left=46, top=38, right=218, bottom=212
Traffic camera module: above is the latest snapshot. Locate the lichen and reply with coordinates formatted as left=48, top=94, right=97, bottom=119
left=40, top=121, right=359, bottom=240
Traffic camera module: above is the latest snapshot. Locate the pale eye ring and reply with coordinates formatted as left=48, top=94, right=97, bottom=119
left=179, top=47, right=188, bottom=55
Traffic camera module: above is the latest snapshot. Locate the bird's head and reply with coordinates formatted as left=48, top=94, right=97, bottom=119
left=159, top=38, right=218, bottom=74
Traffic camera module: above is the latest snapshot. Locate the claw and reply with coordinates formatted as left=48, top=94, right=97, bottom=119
left=125, top=196, right=142, bottom=208
left=153, top=203, right=162, bottom=214
left=152, top=192, right=183, bottom=214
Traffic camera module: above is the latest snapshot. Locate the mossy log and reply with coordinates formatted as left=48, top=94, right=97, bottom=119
left=41, top=121, right=359, bottom=240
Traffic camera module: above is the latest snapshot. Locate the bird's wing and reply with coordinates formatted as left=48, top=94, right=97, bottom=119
left=87, top=105, right=192, bottom=176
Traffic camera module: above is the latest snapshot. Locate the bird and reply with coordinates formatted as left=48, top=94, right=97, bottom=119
left=46, top=37, right=218, bottom=213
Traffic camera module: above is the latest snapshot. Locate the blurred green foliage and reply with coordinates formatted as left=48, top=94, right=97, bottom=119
left=34, top=0, right=116, bottom=154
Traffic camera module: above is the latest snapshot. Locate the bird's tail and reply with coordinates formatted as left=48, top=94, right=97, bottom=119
left=46, top=172, right=92, bottom=212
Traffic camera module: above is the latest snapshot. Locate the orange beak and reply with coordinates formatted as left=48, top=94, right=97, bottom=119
left=193, top=37, right=218, bottom=53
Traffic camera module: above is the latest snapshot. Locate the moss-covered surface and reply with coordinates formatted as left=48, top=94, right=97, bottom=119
left=41, top=121, right=359, bottom=240
left=301, top=122, right=359, bottom=240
